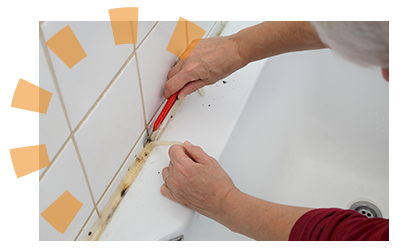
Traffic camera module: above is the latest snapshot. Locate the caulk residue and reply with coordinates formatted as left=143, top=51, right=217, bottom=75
left=84, top=140, right=183, bottom=241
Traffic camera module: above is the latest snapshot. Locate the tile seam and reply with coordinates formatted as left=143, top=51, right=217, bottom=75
left=71, top=136, right=100, bottom=217
left=73, top=207, right=98, bottom=241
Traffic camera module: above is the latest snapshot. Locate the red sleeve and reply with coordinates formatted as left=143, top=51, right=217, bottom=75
left=289, top=208, right=389, bottom=241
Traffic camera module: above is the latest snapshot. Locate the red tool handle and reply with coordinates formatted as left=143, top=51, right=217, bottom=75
left=153, top=91, right=179, bottom=132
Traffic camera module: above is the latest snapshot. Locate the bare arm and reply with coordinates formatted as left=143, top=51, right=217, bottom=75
left=161, top=142, right=313, bottom=241
left=219, top=188, right=312, bottom=240
left=164, top=21, right=326, bottom=100
left=233, top=21, right=326, bottom=64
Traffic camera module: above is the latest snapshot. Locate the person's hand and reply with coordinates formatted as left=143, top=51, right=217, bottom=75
left=164, top=36, right=247, bottom=100
left=160, top=141, right=239, bottom=220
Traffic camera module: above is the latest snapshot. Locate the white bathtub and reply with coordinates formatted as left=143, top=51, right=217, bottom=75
left=99, top=22, right=389, bottom=241
left=183, top=48, right=389, bottom=240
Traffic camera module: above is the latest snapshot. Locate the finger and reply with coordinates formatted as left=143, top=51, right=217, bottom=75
left=178, top=79, right=206, bottom=100
left=167, top=59, right=184, bottom=80
left=161, top=166, right=170, bottom=182
left=168, top=144, right=194, bottom=166
left=183, top=141, right=211, bottom=164
left=160, top=184, right=175, bottom=201
left=164, top=69, right=198, bottom=99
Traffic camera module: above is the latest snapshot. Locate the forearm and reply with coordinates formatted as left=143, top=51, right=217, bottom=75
left=217, top=189, right=313, bottom=241
left=232, top=21, right=327, bottom=65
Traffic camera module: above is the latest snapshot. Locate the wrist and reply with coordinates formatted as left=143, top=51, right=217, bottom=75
left=229, top=30, right=251, bottom=67
left=229, top=32, right=250, bottom=69
left=216, top=187, right=248, bottom=233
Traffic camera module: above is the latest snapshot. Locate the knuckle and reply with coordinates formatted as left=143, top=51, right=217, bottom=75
left=168, top=144, right=179, bottom=156
left=169, top=177, right=181, bottom=190
left=184, top=62, right=200, bottom=75
left=206, top=156, right=218, bottom=166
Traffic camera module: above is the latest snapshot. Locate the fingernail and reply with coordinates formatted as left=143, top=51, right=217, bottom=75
left=184, top=141, right=192, bottom=147
left=178, top=93, right=186, bottom=100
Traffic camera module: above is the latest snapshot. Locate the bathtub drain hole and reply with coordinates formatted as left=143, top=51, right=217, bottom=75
left=350, top=201, right=382, bottom=218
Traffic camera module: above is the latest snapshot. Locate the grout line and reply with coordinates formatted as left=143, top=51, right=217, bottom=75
left=133, top=21, right=159, bottom=135
left=73, top=206, right=98, bottom=241
left=133, top=43, right=149, bottom=135
left=130, top=21, right=149, bottom=134
left=71, top=136, right=100, bottom=217
left=136, top=21, right=159, bottom=51
left=39, top=134, right=73, bottom=182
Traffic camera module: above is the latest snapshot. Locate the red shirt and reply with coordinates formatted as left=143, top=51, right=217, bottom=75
left=289, top=208, right=389, bottom=241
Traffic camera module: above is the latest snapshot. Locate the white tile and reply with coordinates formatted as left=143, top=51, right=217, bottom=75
left=39, top=42, right=70, bottom=176
left=74, top=57, right=144, bottom=203
left=136, top=21, right=178, bottom=124
left=41, top=21, right=133, bottom=129
left=39, top=141, right=94, bottom=241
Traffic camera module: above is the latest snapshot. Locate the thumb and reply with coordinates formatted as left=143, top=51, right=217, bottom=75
left=160, top=184, right=175, bottom=201
left=183, top=141, right=210, bottom=164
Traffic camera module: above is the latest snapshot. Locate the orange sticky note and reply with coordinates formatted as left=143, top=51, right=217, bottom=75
left=10, top=144, right=50, bottom=178
left=45, top=25, right=87, bottom=69
left=41, top=191, right=83, bottom=234
left=166, top=17, right=206, bottom=60
left=108, top=7, right=138, bottom=45
left=11, top=79, right=52, bottom=114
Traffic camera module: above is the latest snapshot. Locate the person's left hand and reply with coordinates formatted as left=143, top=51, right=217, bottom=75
left=161, top=141, right=239, bottom=220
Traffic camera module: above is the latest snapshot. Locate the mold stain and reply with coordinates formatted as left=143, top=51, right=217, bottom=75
left=84, top=99, right=185, bottom=241
left=120, top=183, right=129, bottom=197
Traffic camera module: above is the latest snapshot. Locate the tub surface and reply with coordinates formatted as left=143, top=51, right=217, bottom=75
left=184, top=48, right=389, bottom=240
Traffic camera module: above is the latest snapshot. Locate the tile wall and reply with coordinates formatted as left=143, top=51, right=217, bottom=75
left=39, top=21, right=226, bottom=240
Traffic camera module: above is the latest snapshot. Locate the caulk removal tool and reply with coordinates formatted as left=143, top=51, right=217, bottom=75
left=144, top=91, right=180, bottom=146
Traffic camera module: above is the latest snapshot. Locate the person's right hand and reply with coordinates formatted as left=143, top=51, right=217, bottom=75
left=163, top=35, right=247, bottom=100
